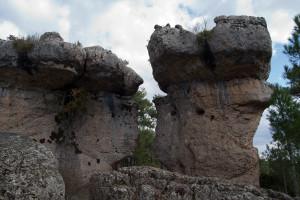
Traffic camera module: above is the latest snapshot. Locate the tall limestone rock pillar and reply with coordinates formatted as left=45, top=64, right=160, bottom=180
left=0, top=32, right=143, bottom=198
left=147, top=16, right=273, bottom=185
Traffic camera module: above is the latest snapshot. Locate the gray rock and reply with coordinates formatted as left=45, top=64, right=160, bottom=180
left=147, top=24, right=213, bottom=93
left=89, top=166, right=292, bottom=200
left=208, top=15, right=272, bottom=81
left=75, top=46, right=143, bottom=96
left=122, top=66, right=144, bottom=96
left=75, top=46, right=125, bottom=93
left=0, top=132, right=65, bottom=200
left=0, top=32, right=143, bottom=95
left=147, top=16, right=272, bottom=92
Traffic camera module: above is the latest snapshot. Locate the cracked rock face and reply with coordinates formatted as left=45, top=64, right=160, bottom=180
left=89, top=166, right=292, bottom=200
left=0, top=132, right=65, bottom=200
left=148, top=16, right=273, bottom=185
left=0, top=32, right=142, bottom=199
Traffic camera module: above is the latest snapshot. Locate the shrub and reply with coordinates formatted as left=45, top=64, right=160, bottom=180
left=7, top=34, right=40, bottom=54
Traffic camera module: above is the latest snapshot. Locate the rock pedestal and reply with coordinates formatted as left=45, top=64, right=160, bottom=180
left=0, top=32, right=143, bottom=198
left=147, top=16, right=273, bottom=185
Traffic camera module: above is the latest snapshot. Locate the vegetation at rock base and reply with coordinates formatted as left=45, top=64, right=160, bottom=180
left=260, top=14, right=300, bottom=198
left=7, top=34, right=39, bottom=54
left=119, top=88, right=161, bottom=168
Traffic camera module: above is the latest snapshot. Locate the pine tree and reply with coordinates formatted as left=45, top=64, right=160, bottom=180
left=268, top=85, right=300, bottom=198
left=284, top=14, right=300, bottom=96
left=119, top=88, right=161, bottom=168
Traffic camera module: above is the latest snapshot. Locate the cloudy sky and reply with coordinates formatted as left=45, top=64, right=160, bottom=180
left=0, top=0, right=299, bottom=154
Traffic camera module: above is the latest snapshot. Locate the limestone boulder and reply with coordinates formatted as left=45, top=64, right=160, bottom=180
left=0, top=132, right=65, bottom=200
left=153, top=79, right=272, bottom=186
left=89, top=166, right=292, bottom=200
left=208, top=15, right=272, bottom=81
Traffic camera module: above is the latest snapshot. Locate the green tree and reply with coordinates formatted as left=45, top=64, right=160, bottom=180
left=284, top=14, right=300, bottom=96
left=268, top=85, right=300, bottom=198
left=119, top=88, right=160, bottom=168
left=261, top=143, right=289, bottom=193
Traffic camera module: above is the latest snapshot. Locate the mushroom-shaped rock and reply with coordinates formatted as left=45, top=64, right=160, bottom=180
left=147, top=16, right=273, bottom=186
left=0, top=132, right=65, bottom=200
left=208, top=15, right=272, bottom=80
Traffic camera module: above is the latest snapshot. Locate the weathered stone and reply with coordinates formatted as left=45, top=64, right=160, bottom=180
left=147, top=16, right=272, bottom=92
left=89, top=166, right=292, bottom=200
left=75, top=46, right=143, bottom=96
left=122, top=66, right=144, bottom=96
left=0, top=87, right=139, bottom=198
left=76, top=46, right=125, bottom=93
left=208, top=15, right=272, bottom=81
left=0, top=32, right=143, bottom=95
left=0, top=132, right=65, bottom=200
left=153, top=79, right=272, bottom=186
left=147, top=24, right=213, bottom=92
left=147, top=16, right=273, bottom=185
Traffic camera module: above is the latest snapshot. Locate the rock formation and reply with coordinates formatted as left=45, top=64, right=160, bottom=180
left=89, top=166, right=292, bottom=200
left=0, top=32, right=143, bottom=198
left=147, top=16, right=273, bottom=185
left=0, top=132, right=65, bottom=200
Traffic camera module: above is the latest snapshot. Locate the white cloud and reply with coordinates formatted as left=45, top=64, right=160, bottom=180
left=236, top=0, right=254, bottom=16
left=268, top=10, right=295, bottom=44
left=0, top=20, right=23, bottom=39
left=89, top=0, right=199, bottom=97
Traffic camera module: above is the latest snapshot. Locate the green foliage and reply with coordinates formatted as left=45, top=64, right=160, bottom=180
left=283, top=14, right=300, bottom=96
left=120, top=88, right=161, bottom=168
left=268, top=85, right=300, bottom=146
left=266, top=85, right=300, bottom=197
left=7, top=34, right=39, bottom=55
left=133, top=88, right=157, bottom=130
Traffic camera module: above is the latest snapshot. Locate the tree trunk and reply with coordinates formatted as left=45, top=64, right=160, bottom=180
left=281, top=165, right=288, bottom=194
left=287, top=141, right=299, bottom=198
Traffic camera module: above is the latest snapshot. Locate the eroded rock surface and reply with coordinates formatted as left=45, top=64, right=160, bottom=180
left=148, top=16, right=273, bottom=185
left=89, top=166, right=292, bottom=200
left=0, top=132, right=65, bottom=200
left=0, top=32, right=142, bottom=199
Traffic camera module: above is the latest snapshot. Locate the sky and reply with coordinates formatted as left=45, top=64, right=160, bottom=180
left=0, top=0, right=299, bottom=154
